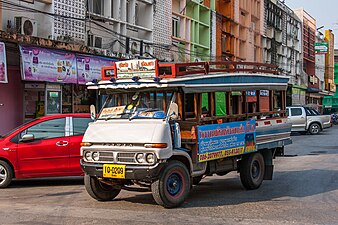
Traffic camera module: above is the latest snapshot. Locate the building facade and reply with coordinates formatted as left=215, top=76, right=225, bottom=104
left=263, top=0, right=303, bottom=106
left=171, top=0, right=214, bottom=62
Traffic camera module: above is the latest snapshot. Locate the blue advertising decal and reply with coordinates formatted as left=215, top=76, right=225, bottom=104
left=197, top=120, right=256, bottom=162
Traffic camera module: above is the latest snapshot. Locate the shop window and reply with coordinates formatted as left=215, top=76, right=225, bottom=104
left=74, top=85, right=96, bottom=113
left=73, top=117, right=93, bottom=136
left=62, top=85, right=73, bottom=113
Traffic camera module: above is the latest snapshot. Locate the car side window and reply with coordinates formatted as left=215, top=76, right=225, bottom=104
left=73, top=118, right=92, bottom=136
left=21, top=118, right=66, bottom=140
left=291, top=108, right=302, bottom=116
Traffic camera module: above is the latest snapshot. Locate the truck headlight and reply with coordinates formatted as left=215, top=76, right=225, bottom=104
left=136, top=153, right=145, bottom=163
left=84, top=151, right=92, bottom=161
left=92, top=152, right=100, bottom=161
left=146, top=153, right=155, bottom=164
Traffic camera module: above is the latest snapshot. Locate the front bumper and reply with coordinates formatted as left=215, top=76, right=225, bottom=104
left=80, top=159, right=165, bottom=181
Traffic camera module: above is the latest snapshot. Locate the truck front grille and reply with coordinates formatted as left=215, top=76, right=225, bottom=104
left=117, top=152, right=136, bottom=163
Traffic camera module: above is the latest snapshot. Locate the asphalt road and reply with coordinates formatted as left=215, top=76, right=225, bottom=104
left=1, top=127, right=338, bottom=225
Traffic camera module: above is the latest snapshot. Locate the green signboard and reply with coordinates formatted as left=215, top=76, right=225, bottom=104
left=315, top=42, right=328, bottom=54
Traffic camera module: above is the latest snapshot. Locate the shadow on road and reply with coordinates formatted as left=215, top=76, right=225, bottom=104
left=8, top=176, right=84, bottom=188
left=118, top=169, right=338, bottom=208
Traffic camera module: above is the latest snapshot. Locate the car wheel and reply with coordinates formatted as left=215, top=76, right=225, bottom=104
left=309, top=123, right=320, bottom=135
left=84, top=174, right=121, bottom=201
left=0, top=160, right=13, bottom=188
left=151, top=160, right=190, bottom=208
left=240, top=152, right=265, bottom=190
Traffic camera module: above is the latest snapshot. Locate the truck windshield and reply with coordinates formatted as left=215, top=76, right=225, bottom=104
left=98, top=91, right=173, bottom=120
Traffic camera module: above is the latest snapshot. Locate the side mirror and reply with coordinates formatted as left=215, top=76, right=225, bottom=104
left=168, top=102, right=179, bottom=120
left=90, top=105, right=96, bottom=120
left=20, top=134, right=34, bottom=142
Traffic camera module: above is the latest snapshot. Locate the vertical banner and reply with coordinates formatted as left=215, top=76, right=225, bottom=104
left=19, top=46, right=78, bottom=83
left=77, top=55, right=116, bottom=84
left=0, top=42, right=8, bottom=83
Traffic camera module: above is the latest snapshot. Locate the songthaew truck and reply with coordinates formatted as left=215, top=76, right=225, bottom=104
left=80, top=59, right=292, bottom=208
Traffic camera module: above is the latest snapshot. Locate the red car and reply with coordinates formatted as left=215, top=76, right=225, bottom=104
left=0, top=114, right=92, bottom=188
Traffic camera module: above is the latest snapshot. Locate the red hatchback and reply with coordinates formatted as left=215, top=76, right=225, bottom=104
left=0, top=114, right=92, bottom=188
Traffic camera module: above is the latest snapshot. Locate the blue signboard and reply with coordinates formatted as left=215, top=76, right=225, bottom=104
left=197, top=120, right=256, bottom=162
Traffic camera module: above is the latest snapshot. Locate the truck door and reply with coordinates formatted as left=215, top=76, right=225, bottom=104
left=290, top=107, right=306, bottom=131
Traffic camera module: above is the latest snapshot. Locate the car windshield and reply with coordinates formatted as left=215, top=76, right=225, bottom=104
left=98, top=91, right=174, bottom=120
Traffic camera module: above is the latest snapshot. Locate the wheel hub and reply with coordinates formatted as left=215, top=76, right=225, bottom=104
left=166, top=173, right=182, bottom=196
left=251, top=161, right=260, bottom=179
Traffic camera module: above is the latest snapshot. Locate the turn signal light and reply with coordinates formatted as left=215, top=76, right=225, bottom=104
left=144, top=143, right=168, bottom=148
left=81, top=142, right=92, bottom=147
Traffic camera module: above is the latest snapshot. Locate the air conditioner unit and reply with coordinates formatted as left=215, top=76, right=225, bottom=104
left=15, top=17, right=37, bottom=36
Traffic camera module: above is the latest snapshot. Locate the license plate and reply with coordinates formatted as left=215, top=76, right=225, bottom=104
left=103, top=164, right=126, bottom=179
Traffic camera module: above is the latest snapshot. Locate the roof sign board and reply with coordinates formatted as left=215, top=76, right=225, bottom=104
left=115, top=59, right=158, bottom=79
left=315, top=42, right=328, bottom=54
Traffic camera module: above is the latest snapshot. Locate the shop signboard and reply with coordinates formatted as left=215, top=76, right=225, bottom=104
left=0, top=42, right=8, bottom=83
left=20, top=46, right=78, bottom=83
left=77, top=55, right=116, bottom=84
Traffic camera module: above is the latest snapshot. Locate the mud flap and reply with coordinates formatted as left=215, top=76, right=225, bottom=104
left=264, top=165, right=274, bottom=180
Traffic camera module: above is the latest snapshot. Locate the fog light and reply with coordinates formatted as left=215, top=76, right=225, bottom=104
left=92, top=152, right=99, bottom=161
left=136, top=153, right=145, bottom=163
left=84, top=151, right=92, bottom=161
left=146, top=153, right=155, bottom=164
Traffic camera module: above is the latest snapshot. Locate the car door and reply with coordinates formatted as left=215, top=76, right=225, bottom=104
left=17, top=117, right=70, bottom=177
left=68, top=116, right=92, bottom=174
left=289, top=107, right=306, bottom=131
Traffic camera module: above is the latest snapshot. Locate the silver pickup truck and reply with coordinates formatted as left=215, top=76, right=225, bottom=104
left=286, top=106, right=332, bottom=135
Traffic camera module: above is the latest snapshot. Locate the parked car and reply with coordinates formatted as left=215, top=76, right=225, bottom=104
left=286, top=106, right=331, bottom=135
left=0, top=114, right=92, bottom=188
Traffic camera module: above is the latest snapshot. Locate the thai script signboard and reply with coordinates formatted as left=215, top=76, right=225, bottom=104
left=197, top=120, right=256, bottom=162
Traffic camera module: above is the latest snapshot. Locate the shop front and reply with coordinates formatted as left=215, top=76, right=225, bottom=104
left=0, top=44, right=118, bottom=135
left=19, top=45, right=118, bottom=122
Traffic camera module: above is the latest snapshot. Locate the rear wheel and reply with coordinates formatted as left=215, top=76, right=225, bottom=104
left=0, top=160, right=13, bottom=188
left=84, top=175, right=121, bottom=201
left=240, top=153, right=265, bottom=190
left=151, top=160, right=190, bottom=208
left=309, top=123, right=321, bottom=135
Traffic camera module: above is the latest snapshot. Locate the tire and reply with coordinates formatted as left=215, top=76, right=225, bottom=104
left=151, top=160, right=191, bottom=208
left=192, top=175, right=203, bottom=185
left=308, top=123, right=321, bottom=135
left=240, top=152, right=265, bottom=190
left=0, top=160, right=13, bottom=188
left=84, top=174, right=121, bottom=201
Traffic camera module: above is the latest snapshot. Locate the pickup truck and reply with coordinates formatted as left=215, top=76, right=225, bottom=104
left=286, top=106, right=332, bottom=135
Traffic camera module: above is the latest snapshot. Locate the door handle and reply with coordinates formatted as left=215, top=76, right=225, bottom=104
left=56, top=141, right=68, bottom=147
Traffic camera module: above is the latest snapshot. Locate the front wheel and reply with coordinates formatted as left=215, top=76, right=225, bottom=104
left=151, top=160, right=191, bottom=208
left=309, top=123, right=321, bottom=135
left=0, top=160, right=13, bottom=188
left=84, top=175, right=121, bottom=201
left=240, top=152, right=265, bottom=190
